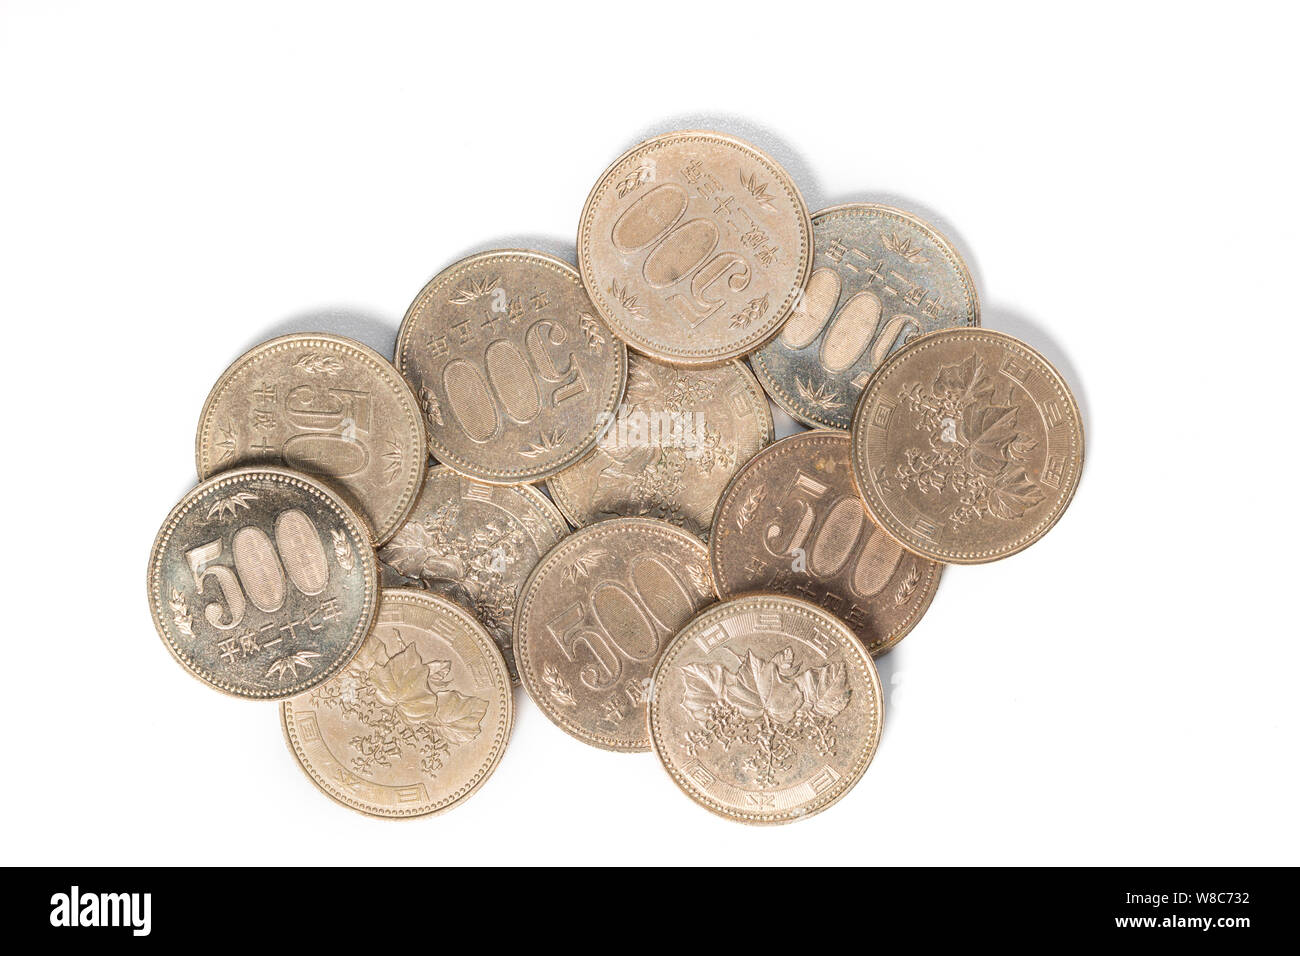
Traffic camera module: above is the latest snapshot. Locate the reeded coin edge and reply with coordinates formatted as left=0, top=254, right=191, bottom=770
left=750, top=203, right=981, bottom=430
left=394, top=249, right=627, bottom=484
left=578, top=130, right=812, bottom=365
left=147, top=466, right=380, bottom=701
left=514, top=517, right=710, bottom=753
left=194, top=332, right=427, bottom=546
left=545, top=358, right=774, bottom=535
left=648, top=594, right=883, bottom=825
left=709, top=429, right=940, bottom=655
left=850, top=328, right=1085, bottom=563
left=280, top=589, right=514, bottom=819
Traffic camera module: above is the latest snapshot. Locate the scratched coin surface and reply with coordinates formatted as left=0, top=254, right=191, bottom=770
left=196, top=333, right=426, bottom=545
left=649, top=594, right=882, bottom=825
left=514, top=517, right=715, bottom=752
left=751, top=203, right=979, bottom=429
left=711, top=430, right=941, bottom=657
left=282, top=588, right=513, bottom=818
left=378, top=464, right=569, bottom=682
left=547, top=354, right=772, bottom=539
left=147, top=467, right=379, bottom=700
left=395, top=249, right=626, bottom=484
left=578, top=130, right=812, bottom=365
left=851, top=328, right=1084, bottom=563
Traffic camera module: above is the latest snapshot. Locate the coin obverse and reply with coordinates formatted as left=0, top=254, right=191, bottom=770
left=195, top=332, right=427, bottom=546
left=649, top=594, right=883, bottom=825
left=147, top=466, right=379, bottom=700
left=850, top=328, right=1085, bottom=563
left=547, top=354, right=772, bottom=540
left=281, top=588, right=513, bottom=818
left=395, top=249, right=627, bottom=485
left=710, top=430, right=941, bottom=657
left=378, top=464, right=569, bottom=683
left=578, top=130, right=812, bottom=366
left=750, top=203, right=979, bottom=430
left=514, top=517, right=715, bottom=752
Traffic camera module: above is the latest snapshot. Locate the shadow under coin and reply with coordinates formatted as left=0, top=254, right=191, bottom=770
left=982, top=306, right=1093, bottom=445
left=440, top=233, right=578, bottom=269
left=245, top=307, right=400, bottom=359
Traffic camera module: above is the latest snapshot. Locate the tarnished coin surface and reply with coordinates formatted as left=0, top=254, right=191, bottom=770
left=850, top=328, right=1084, bottom=563
left=578, top=130, right=812, bottom=365
left=196, top=333, right=426, bottom=545
left=648, top=594, right=883, bottom=825
left=514, top=517, right=715, bottom=752
left=751, top=203, right=979, bottom=429
left=147, top=467, right=379, bottom=700
left=547, top=354, right=772, bottom=539
left=394, top=249, right=626, bottom=484
left=711, top=430, right=941, bottom=657
left=282, top=588, right=513, bottom=818
left=378, top=464, right=569, bottom=682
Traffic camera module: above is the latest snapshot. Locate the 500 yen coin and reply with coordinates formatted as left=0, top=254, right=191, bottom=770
left=282, top=589, right=513, bottom=818
left=148, top=467, right=379, bottom=700
left=649, top=594, right=883, bottom=825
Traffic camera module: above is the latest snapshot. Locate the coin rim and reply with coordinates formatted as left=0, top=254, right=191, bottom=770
left=147, top=465, right=380, bottom=701
left=393, top=248, right=627, bottom=484
left=648, top=593, right=884, bottom=825
left=545, top=356, right=774, bottom=536
left=280, top=587, right=514, bottom=819
left=709, top=429, right=941, bottom=656
left=514, top=516, right=711, bottom=753
left=849, top=327, right=1085, bottom=563
left=578, top=129, right=813, bottom=366
left=194, top=331, right=427, bottom=546
left=750, top=202, right=981, bottom=430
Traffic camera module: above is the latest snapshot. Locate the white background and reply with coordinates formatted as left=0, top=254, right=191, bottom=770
left=2, top=2, right=1296, bottom=866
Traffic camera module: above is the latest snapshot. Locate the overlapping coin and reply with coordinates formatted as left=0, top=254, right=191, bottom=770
left=578, top=130, right=812, bottom=365
left=648, top=594, right=883, bottom=824
left=281, top=588, right=513, bottom=818
left=711, top=430, right=941, bottom=657
left=850, top=328, right=1084, bottom=563
left=395, top=249, right=626, bottom=484
left=196, top=332, right=426, bottom=545
left=547, top=354, right=772, bottom=539
left=378, top=464, right=569, bottom=682
left=147, top=467, right=379, bottom=700
left=751, top=203, right=979, bottom=429
left=514, top=517, right=714, bottom=752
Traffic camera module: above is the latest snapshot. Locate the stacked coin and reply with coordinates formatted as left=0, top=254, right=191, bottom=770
left=148, top=128, right=1083, bottom=824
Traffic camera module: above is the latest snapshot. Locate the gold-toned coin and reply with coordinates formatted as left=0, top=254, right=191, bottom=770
left=711, top=430, right=941, bottom=656
left=378, top=464, right=569, bottom=682
left=514, top=517, right=715, bottom=752
left=648, top=594, right=883, bottom=825
left=195, top=333, right=426, bottom=546
left=751, top=203, right=979, bottom=429
left=281, top=588, right=513, bottom=818
left=394, top=249, right=627, bottom=484
left=147, top=466, right=379, bottom=700
left=546, top=354, right=772, bottom=539
left=578, top=130, right=812, bottom=366
left=850, top=328, right=1084, bottom=563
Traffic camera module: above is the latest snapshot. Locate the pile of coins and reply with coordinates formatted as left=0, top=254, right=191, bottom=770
left=148, top=129, right=1083, bottom=824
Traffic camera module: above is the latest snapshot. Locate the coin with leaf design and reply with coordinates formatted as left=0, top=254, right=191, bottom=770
left=147, top=467, right=379, bottom=700
left=282, top=588, right=513, bottom=818
left=850, top=328, right=1085, bottom=563
left=547, top=353, right=772, bottom=539
left=378, top=464, right=569, bottom=683
left=710, top=430, right=941, bottom=656
left=196, top=332, right=426, bottom=545
left=394, top=249, right=626, bottom=484
left=578, top=130, right=812, bottom=365
left=750, top=203, right=979, bottom=429
left=514, top=517, right=715, bottom=752
left=648, top=594, right=883, bottom=824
